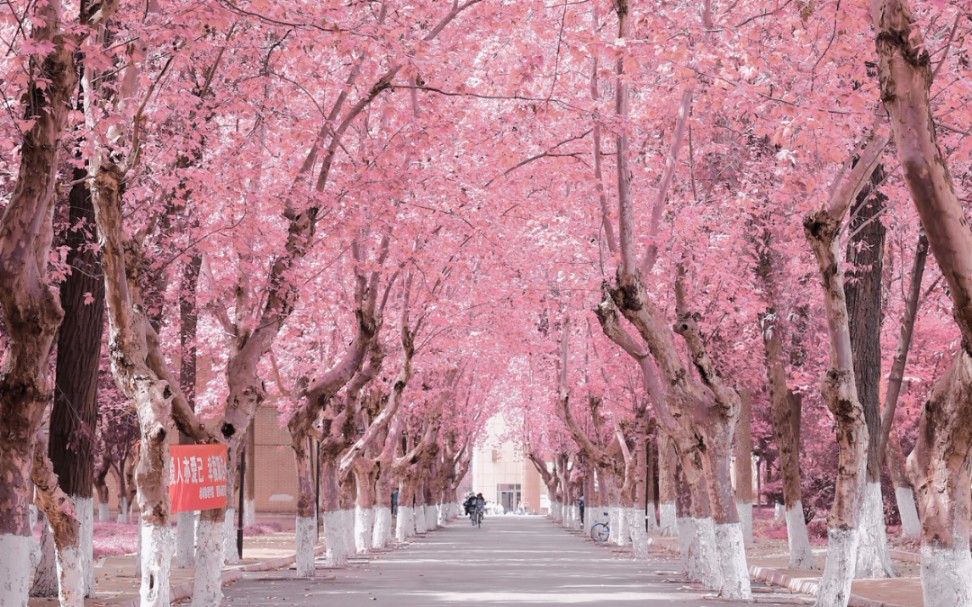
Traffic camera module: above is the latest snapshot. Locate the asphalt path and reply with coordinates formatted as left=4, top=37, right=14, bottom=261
left=221, top=515, right=801, bottom=606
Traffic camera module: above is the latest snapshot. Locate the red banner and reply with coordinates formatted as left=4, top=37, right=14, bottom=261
left=169, top=444, right=229, bottom=513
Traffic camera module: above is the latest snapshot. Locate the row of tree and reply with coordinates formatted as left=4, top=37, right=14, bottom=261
left=0, top=0, right=969, bottom=607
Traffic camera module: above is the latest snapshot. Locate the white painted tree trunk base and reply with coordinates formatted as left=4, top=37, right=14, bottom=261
left=645, top=505, right=658, bottom=532
left=678, top=517, right=723, bottom=591
left=354, top=507, right=375, bottom=554
left=659, top=503, right=677, bottom=536
left=341, top=510, right=356, bottom=557
left=2, top=534, right=33, bottom=605
left=174, top=511, right=196, bottom=568
left=814, top=527, right=859, bottom=607
left=73, top=497, right=95, bottom=598
left=117, top=498, right=129, bottom=524
left=396, top=506, right=414, bottom=543
left=564, top=505, right=577, bottom=528
left=894, top=486, right=920, bottom=540
left=427, top=505, right=439, bottom=530
left=715, top=522, right=752, bottom=599
left=323, top=511, right=349, bottom=567
left=223, top=508, right=239, bottom=565
left=98, top=502, right=110, bottom=523
left=415, top=506, right=428, bottom=535
left=243, top=499, right=256, bottom=528
left=736, top=501, right=752, bottom=547
left=855, top=482, right=896, bottom=578
left=372, top=507, right=392, bottom=550
left=54, top=545, right=85, bottom=607
left=32, top=511, right=57, bottom=597
left=786, top=501, right=817, bottom=569
left=626, top=508, right=650, bottom=559
left=774, top=502, right=785, bottom=522
left=139, top=522, right=174, bottom=607
left=920, top=542, right=972, bottom=605
left=611, top=506, right=627, bottom=546
left=190, top=519, right=224, bottom=607
left=295, top=516, right=317, bottom=577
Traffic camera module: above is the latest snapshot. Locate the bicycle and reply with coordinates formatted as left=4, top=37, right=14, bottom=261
left=472, top=508, right=484, bottom=528
left=590, top=511, right=610, bottom=542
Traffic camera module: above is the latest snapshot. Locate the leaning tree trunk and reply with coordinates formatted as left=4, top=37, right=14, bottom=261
left=880, top=234, right=928, bottom=542
left=765, top=327, right=815, bottom=569
left=874, top=2, right=972, bottom=601
left=845, top=178, right=895, bottom=579
left=0, top=0, right=86, bottom=602
left=759, top=242, right=816, bottom=569
left=93, top=155, right=180, bottom=607
left=802, top=126, right=885, bottom=605
left=32, top=433, right=85, bottom=607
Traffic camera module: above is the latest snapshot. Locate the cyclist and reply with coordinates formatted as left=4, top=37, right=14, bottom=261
left=462, top=493, right=476, bottom=516
left=470, top=493, right=486, bottom=526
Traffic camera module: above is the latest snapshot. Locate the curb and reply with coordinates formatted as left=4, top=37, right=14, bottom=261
left=889, top=549, right=920, bottom=564
left=642, top=533, right=914, bottom=607
left=116, top=544, right=329, bottom=607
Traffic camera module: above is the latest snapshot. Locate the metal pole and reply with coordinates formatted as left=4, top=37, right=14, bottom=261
left=237, top=446, right=245, bottom=559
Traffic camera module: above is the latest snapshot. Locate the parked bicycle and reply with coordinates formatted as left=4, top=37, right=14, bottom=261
left=590, top=511, right=610, bottom=542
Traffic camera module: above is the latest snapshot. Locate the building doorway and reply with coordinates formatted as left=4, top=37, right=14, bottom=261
left=498, top=483, right=521, bottom=514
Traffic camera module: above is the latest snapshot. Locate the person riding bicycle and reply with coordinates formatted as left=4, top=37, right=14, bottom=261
left=462, top=493, right=477, bottom=516
left=470, top=493, right=486, bottom=526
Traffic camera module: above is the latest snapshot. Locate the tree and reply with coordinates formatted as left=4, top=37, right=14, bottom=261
left=873, top=0, right=972, bottom=602
left=0, top=2, right=117, bottom=604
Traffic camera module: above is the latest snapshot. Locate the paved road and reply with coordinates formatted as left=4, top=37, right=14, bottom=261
left=221, top=516, right=801, bottom=606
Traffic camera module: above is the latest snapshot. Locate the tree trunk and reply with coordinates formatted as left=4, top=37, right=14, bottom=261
left=32, top=434, right=86, bottom=607
left=734, top=388, right=754, bottom=546
left=886, top=428, right=920, bottom=539
left=657, top=434, right=678, bottom=536
left=176, top=254, right=201, bottom=569
left=0, top=0, right=79, bottom=599
left=873, top=1, right=972, bottom=602
left=51, top=168, right=104, bottom=597
left=759, top=242, right=816, bottom=569
left=30, top=513, right=59, bottom=598
left=845, top=181, right=895, bottom=579
left=353, top=463, right=377, bottom=553
left=804, top=165, right=878, bottom=606
left=245, top=421, right=257, bottom=527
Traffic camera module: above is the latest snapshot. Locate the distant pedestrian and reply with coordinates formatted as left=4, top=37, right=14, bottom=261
left=579, top=495, right=585, bottom=524
left=392, top=489, right=399, bottom=515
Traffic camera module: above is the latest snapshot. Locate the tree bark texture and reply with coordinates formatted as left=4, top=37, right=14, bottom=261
left=845, top=172, right=895, bottom=579
left=873, top=1, right=972, bottom=602
left=0, top=1, right=96, bottom=603
left=758, top=241, right=815, bottom=569
left=803, top=133, right=883, bottom=604
left=734, top=388, right=753, bottom=545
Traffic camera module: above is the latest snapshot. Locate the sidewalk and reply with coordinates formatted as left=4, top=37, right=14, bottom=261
left=28, top=527, right=325, bottom=607
left=640, top=533, right=923, bottom=607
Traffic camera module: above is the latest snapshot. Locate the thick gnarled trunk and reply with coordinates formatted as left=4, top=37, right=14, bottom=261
left=873, top=1, right=972, bottom=602
left=802, top=125, right=886, bottom=604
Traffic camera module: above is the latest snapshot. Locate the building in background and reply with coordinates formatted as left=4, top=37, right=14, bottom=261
left=469, top=415, right=542, bottom=514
